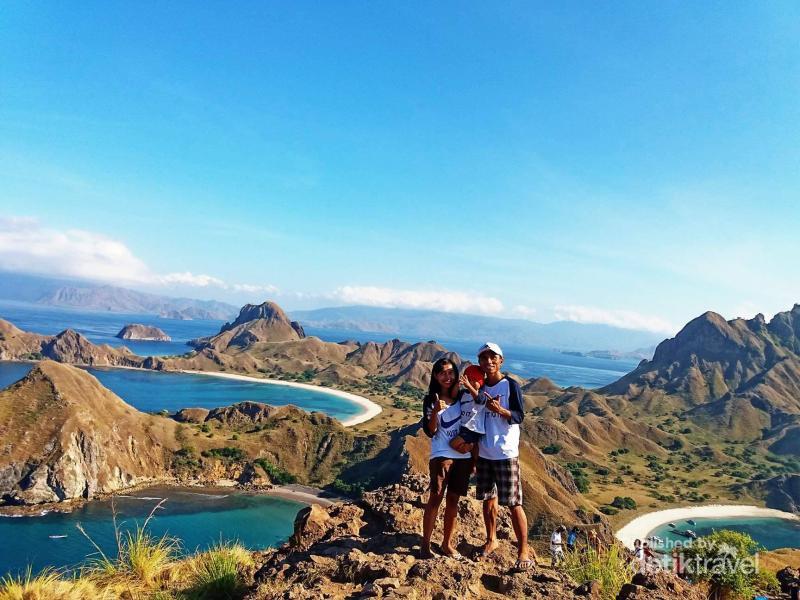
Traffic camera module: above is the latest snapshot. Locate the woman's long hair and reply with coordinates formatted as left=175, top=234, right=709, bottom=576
left=426, top=357, right=460, bottom=401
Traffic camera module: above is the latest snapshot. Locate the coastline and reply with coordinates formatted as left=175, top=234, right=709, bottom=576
left=177, top=369, right=383, bottom=427
left=615, top=504, right=800, bottom=548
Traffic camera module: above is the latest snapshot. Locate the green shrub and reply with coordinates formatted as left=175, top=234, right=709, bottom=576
left=202, top=447, right=245, bottom=462
left=682, top=530, right=764, bottom=599
left=254, top=459, right=296, bottom=484
left=541, top=444, right=562, bottom=455
left=599, top=506, right=619, bottom=515
left=610, top=496, right=637, bottom=510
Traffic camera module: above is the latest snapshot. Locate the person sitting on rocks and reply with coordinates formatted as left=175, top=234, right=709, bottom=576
left=420, top=357, right=472, bottom=560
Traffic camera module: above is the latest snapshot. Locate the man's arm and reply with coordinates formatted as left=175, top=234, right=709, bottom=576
left=507, top=379, right=525, bottom=425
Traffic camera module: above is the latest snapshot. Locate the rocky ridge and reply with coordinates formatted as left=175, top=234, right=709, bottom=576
left=246, top=474, right=705, bottom=600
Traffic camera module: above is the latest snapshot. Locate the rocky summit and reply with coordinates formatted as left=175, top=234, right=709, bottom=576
left=246, top=473, right=705, bottom=600
left=189, top=301, right=306, bottom=350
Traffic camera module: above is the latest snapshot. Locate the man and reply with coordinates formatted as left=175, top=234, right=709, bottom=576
left=473, top=342, right=534, bottom=571
left=550, top=525, right=566, bottom=567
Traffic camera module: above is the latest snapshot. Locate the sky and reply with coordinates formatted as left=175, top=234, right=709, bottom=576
left=1, top=2, right=799, bottom=334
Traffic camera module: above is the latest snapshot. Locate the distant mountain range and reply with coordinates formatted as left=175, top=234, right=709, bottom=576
left=0, top=272, right=666, bottom=351
left=291, top=305, right=666, bottom=352
left=0, top=272, right=238, bottom=320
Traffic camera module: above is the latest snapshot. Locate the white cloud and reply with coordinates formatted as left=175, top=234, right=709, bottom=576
left=553, top=304, right=676, bottom=334
left=331, top=285, right=505, bottom=315
left=0, top=216, right=153, bottom=284
left=158, top=271, right=226, bottom=287
left=510, top=304, right=537, bottom=320
left=232, top=283, right=279, bottom=294
left=0, top=216, right=276, bottom=294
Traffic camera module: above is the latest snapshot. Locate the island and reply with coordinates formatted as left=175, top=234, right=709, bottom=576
left=115, top=323, right=172, bottom=341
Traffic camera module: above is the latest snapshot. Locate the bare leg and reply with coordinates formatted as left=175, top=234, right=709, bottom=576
left=509, top=505, right=531, bottom=562
left=482, top=497, right=499, bottom=554
left=441, top=492, right=460, bottom=555
left=422, top=491, right=444, bottom=556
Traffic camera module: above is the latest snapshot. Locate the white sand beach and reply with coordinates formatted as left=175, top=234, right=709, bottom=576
left=178, top=370, right=383, bottom=427
left=615, top=504, right=800, bottom=548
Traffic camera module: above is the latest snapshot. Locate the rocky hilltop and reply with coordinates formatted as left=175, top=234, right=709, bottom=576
left=189, top=301, right=306, bottom=350
left=248, top=474, right=704, bottom=600
left=116, top=323, right=171, bottom=341
left=0, top=361, right=179, bottom=504
left=600, top=306, right=800, bottom=446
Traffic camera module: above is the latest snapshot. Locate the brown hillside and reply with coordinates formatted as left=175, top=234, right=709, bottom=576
left=0, top=361, right=178, bottom=504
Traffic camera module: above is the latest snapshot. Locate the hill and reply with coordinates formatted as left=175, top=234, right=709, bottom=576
left=601, top=306, right=800, bottom=446
left=0, top=360, right=179, bottom=504
left=292, top=305, right=666, bottom=351
left=189, top=301, right=306, bottom=350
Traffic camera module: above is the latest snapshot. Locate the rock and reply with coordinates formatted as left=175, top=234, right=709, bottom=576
left=374, top=577, right=400, bottom=590
left=290, top=504, right=331, bottom=550
left=115, top=324, right=171, bottom=341
left=575, top=579, right=602, bottom=598
left=359, top=581, right=381, bottom=598
left=174, top=407, right=210, bottom=423
left=206, top=402, right=276, bottom=429
left=616, top=571, right=706, bottom=600
left=778, top=567, right=800, bottom=593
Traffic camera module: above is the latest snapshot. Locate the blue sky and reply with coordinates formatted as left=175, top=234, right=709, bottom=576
left=1, top=2, right=798, bottom=333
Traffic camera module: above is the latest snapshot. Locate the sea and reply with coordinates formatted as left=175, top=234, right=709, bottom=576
left=0, top=487, right=301, bottom=576
left=648, top=516, right=800, bottom=552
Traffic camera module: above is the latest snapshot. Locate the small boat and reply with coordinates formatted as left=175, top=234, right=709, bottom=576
left=667, top=523, right=676, bottom=528
left=48, top=535, right=67, bottom=539
left=687, top=519, right=696, bottom=526
left=685, top=530, right=697, bottom=539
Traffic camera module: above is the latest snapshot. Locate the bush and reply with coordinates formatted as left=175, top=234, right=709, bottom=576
left=201, top=447, right=245, bottom=462
left=681, top=530, right=764, bottom=599
left=610, top=496, right=637, bottom=510
left=599, top=506, right=619, bottom=515
left=254, top=459, right=296, bottom=484
left=541, top=444, right=562, bottom=455
left=184, top=541, right=254, bottom=599
left=562, top=545, right=635, bottom=600
left=331, top=478, right=367, bottom=498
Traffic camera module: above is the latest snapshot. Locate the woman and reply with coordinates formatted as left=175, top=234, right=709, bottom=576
left=420, top=357, right=473, bottom=559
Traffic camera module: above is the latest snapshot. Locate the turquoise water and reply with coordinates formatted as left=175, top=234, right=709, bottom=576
left=0, top=362, right=363, bottom=421
left=0, top=487, right=303, bottom=576
left=648, top=516, right=800, bottom=551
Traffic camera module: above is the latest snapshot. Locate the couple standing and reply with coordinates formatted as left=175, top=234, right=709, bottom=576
left=421, top=342, right=535, bottom=571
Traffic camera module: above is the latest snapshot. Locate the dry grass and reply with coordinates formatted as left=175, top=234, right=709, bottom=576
left=561, top=545, right=637, bottom=600
left=0, top=568, right=109, bottom=600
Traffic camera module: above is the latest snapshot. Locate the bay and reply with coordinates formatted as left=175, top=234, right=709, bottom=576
left=0, top=487, right=302, bottom=576
left=648, top=516, right=800, bottom=551
left=0, top=362, right=363, bottom=421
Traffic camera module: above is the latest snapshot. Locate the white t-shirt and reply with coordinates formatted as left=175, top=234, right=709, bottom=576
left=458, top=390, right=486, bottom=434
left=551, top=531, right=563, bottom=552
left=478, top=378, right=521, bottom=460
left=429, top=398, right=471, bottom=460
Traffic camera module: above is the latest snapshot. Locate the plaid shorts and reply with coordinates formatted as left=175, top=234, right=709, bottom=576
left=476, top=457, right=522, bottom=507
